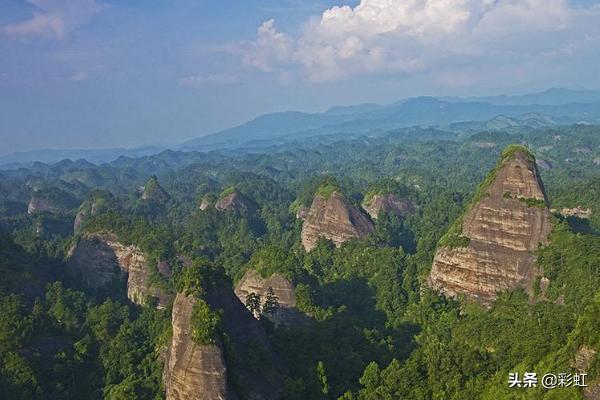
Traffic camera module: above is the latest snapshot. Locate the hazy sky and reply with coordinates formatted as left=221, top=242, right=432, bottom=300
left=1, top=0, right=600, bottom=155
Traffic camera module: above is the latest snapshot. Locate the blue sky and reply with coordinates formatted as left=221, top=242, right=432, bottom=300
left=1, top=0, right=599, bottom=155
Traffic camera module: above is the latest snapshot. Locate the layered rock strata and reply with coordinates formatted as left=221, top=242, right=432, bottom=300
left=235, top=269, right=306, bottom=326
left=163, top=287, right=285, bottom=400
left=163, top=293, right=231, bottom=400
left=428, top=148, right=552, bottom=305
left=362, top=193, right=415, bottom=219
left=68, top=233, right=171, bottom=307
left=301, top=191, right=374, bottom=251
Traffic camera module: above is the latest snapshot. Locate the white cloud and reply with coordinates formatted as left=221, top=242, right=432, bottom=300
left=3, top=0, right=103, bottom=40
left=70, top=71, right=87, bottom=81
left=242, top=0, right=600, bottom=83
left=178, top=73, right=241, bottom=88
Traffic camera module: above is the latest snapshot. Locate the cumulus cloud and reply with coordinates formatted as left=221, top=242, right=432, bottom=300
left=3, top=0, right=103, bottom=39
left=241, top=0, right=600, bottom=83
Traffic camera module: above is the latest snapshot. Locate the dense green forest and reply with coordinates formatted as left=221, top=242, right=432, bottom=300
left=1, top=124, right=599, bottom=399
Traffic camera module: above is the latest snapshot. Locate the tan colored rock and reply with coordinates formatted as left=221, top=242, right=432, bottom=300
left=428, top=149, right=552, bottom=306
left=362, top=194, right=415, bottom=220
left=163, top=293, right=231, bottom=400
left=301, top=191, right=374, bottom=251
left=234, top=269, right=307, bottom=326
left=296, top=205, right=309, bottom=220
left=68, top=233, right=171, bottom=308
left=215, top=191, right=254, bottom=212
left=28, top=197, right=60, bottom=215
left=164, top=286, right=285, bottom=400
left=574, top=346, right=597, bottom=372
left=199, top=197, right=211, bottom=211
left=551, top=206, right=593, bottom=219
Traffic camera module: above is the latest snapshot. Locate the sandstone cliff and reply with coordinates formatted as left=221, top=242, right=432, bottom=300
left=27, top=187, right=79, bottom=215
left=215, top=190, right=255, bottom=212
left=68, top=233, right=171, bottom=308
left=234, top=269, right=307, bottom=326
left=163, top=293, right=232, bottom=400
left=164, top=287, right=285, bottom=400
left=362, top=193, right=415, bottom=220
left=301, top=191, right=374, bottom=251
left=428, top=146, right=552, bottom=305
left=73, top=192, right=114, bottom=233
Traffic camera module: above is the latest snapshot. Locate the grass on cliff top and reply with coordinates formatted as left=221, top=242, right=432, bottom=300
left=438, top=144, right=535, bottom=250
left=219, top=186, right=238, bottom=200
left=315, top=182, right=341, bottom=199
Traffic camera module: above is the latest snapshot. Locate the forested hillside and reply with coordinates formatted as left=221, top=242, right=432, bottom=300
left=1, top=124, right=599, bottom=399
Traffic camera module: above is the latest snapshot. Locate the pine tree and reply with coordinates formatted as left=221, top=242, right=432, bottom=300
left=245, top=292, right=262, bottom=318
left=263, top=286, right=280, bottom=316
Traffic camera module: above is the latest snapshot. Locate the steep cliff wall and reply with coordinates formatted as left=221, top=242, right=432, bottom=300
left=215, top=191, right=255, bottom=212
left=428, top=147, right=552, bottom=305
left=163, top=287, right=285, bottom=400
left=301, top=191, right=374, bottom=251
left=234, top=269, right=306, bottom=326
left=68, top=233, right=171, bottom=307
left=362, top=194, right=415, bottom=220
left=163, top=293, right=232, bottom=400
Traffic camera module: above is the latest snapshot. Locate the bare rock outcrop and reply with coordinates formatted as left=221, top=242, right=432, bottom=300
left=428, top=147, right=552, bottom=306
left=74, top=192, right=114, bottom=233
left=68, top=233, right=171, bottom=308
left=199, top=196, right=212, bottom=211
left=163, top=293, right=231, bottom=400
left=296, top=205, right=309, bottom=221
left=362, top=193, right=415, bottom=220
left=215, top=190, right=255, bottom=212
left=234, top=269, right=307, bottom=326
left=164, top=287, right=285, bottom=400
left=27, top=188, right=78, bottom=215
left=301, top=191, right=374, bottom=251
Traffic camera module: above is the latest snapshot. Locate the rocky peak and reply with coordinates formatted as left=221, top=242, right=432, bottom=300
left=362, top=193, right=415, bottom=220
left=301, top=190, right=374, bottom=251
left=27, top=187, right=79, bottom=215
left=234, top=269, right=307, bottom=326
left=163, top=293, right=231, bottom=400
left=214, top=188, right=254, bottom=212
left=163, top=285, right=285, bottom=400
left=67, top=233, right=171, bottom=308
left=198, top=194, right=213, bottom=211
left=73, top=191, right=114, bottom=233
left=141, top=176, right=170, bottom=203
left=428, top=146, right=552, bottom=306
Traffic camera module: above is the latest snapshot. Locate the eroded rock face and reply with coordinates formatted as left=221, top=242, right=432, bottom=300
left=164, top=293, right=231, bottom=400
left=428, top=150, right=552, bottom=306
left=28, top=198, right=60, bottom=215
left=215, top=191, right=254, bottom=212
left=68, top=233, right=171, bottom=308
left=301, top=191, right=374, bottom=251
left=199, top=197, right=211, bottom=211
left=296, top=205, right=309, bottom=221
left=235, top=269, right=306, bottom=326
left=164, top=288, right=285, bottom=400
left=362, top=194, right=415, bottom=220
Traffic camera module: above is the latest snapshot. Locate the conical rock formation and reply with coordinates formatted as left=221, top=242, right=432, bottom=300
left=428, top=146, right=552, bottom=305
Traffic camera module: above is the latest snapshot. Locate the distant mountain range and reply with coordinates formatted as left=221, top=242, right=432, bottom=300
left=2, top=88, right=600, bottom=167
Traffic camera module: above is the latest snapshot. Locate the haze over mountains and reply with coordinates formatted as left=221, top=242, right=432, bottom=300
left=3, top=88, right=600, bottom=168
